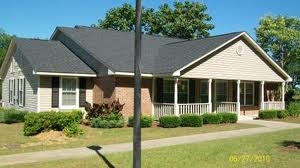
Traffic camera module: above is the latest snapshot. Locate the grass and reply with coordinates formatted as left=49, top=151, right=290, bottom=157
left=275, top=117, right=300, bottom=124
left=5, top=128, right=300, bottom=168
left=0, top=122, right=259, bottom=155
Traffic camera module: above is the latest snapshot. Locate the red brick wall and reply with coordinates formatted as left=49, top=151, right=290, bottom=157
left=240, top=106, right=260, bottom=116
left=115, top=77, right=153, bottom=117
left=93, top=77, right=116, bottom=104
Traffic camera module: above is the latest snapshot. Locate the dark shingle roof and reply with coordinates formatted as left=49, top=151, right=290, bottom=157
left=57, top=27, right=243, bottom=74
left=15, top=38, right=95, bottom=74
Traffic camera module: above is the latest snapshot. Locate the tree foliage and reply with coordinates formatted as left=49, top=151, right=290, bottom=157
left=256, top=16, right=300, bottom=87
left=0, top=28, right=12, bottom=67
left=94, top=1, right=214, bottom=39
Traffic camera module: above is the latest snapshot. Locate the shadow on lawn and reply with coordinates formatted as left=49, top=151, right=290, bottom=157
left=87, top=145, right=115, bottom=168
left=281, top=140, right=300, bottom=149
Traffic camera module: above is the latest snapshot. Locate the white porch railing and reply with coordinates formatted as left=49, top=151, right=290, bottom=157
left=153, top=103, right=175, bottom=119
left=263, top=101, right=284, bottom=110
left=153, top=103, right=210, bottom=119
left=178, top=103, right=210, bottom=115
left=216, top=102, right=237, bottom=113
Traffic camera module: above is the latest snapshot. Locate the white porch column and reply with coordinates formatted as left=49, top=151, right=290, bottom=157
left=174, top=77, right=179, bottom=116
left=151, top=77, right=155, bottom=116
left=236, top=80, right=241, bottom=118
left=260, top=81, right=265, bottom=110
left=281, top=82, right=285, bottom=109
left=208, top=79, right=212, bottom=113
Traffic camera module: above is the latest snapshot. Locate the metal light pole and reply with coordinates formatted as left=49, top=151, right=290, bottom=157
left=133, top=0, right=142, bottom=168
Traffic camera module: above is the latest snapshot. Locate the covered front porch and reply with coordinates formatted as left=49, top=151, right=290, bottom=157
left=152, top=78, right=286, bottom=119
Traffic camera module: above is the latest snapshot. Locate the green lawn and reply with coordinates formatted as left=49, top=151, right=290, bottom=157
left=0, top=123, right=259, bottom=155
left=5, top=128, right=300, bottom=168
left=275, top=117, right=300, bottom=124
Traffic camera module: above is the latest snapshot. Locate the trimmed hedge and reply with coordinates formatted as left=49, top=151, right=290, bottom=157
left=180, top=114, right=203, bottom=127
left=202, top=113, right=222, bottom=124
left=277, top=110, right=288, bottom=119
left=91, top=114, right=124, bottom=128
left=63, top=123, right=84, bottom=137
left=23, top=111, right=83, bottom=136
left=218, top=113, right=238, bottom=123
left=127, top=116, right=153, bottom=128
left=159, top=116, right=181, bottom=128
left=0, top=108, right=28, bottom=124
left=258, top=110, right=278, bottom=119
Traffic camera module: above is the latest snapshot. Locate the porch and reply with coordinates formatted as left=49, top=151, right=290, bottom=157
left=152, top=78, right=286, bottom=119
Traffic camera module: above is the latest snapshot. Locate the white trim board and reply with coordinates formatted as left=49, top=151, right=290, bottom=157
left=33, top=71, right=97, bottom=77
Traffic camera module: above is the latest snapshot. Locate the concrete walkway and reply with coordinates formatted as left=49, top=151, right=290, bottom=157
left=1, top=120, right=300, bottom=167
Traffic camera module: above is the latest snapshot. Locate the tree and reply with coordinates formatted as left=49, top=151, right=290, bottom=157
left=0, top=28, right=12, bottom=67
left=256, top=16, right=300, bottom=87
left=94, top=1, right=214, bottom=39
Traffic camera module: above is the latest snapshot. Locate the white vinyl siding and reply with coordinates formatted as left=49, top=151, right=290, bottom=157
left=8, top=79, right=14, bottom=104
left=181, top=40, right=285, bottom=82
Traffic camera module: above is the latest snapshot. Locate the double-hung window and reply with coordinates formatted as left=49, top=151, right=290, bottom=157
left=8, top=79, right=14, bottom=104
left=200, top=81, right=208, bottom=103
left=18, top=77, right=25, bottom=106
left=162, top=79, right=189, bottom=103
left=240, top=82, right=254, bottom=105
left=216, top=81, right=227, bottom=102
left=61, top=78, right=78, bottom=107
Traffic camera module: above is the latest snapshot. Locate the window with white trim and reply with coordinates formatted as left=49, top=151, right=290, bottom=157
left=177, top=80, right=189, bottom=103
left=240, top=82, right=254, bottom=105
left=216, top=81, right=227, bottom=102
left=200, top=81, right=208, bottom=103
left=10, top=58, right=15, bottom=73
left=61, top=78, right=77, bottom=106
left=18, top=78, right=25, bottom=106
left=8, top=79, right=14, bottom=104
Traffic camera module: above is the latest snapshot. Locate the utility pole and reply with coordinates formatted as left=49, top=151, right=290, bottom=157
left=133, top=0, right=142, bottom=168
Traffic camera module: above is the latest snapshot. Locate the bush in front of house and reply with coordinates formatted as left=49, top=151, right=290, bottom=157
left=0, top=108, right=28, bottom=124
left=85, top=99, right=125, bottom=119
left=218, top=113, right=238, bottom=123
left=127, top=116, right=153, bottom=128
left=159, top=116, right=181, bottom=128
left=202, top=113, right=222, bottom=124
left=180, top=114, right=203, bottom=127
left=23, top=111, right=83, bottom=136
left=91, top=114, right=124, bottom=128
left=277, top=110, right=288, bottom=119
left=258, top=110, right=278, bottom=119
left=63, top=123, right=84, bottom=137
left=286, top=102, right=300, bottom=117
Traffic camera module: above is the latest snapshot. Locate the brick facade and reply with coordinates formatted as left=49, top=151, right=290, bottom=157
left=93, top=76, right=153, bottom=117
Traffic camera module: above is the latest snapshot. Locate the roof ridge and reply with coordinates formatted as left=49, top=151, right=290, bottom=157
left=163, top=31, right=244, bottom=46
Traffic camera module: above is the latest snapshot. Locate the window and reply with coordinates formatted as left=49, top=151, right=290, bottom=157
left=18, top=78, right=25, bottom=106
left=240, top=82, right=254, bottom=105
left=200, top=81, right=208, bottom=103
left=10, top=58, right=15, bottom=73
left=61, top=78, right=77, bottom=106
left=163, top=79, right=174, bottom=103
left=216, top=81, right=227, bottom=102
left=8, top=79, right=14, bottom=104
left=162, top=79, right=189, bottom=103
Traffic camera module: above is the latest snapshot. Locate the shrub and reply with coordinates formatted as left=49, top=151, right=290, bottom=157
left=23, top=111, right=83, bottom=136
left=127, top=116, right=153, bottom=128
left=277, top=110, right=288, bottom=119
left=180, top=114, right=203, bottom=127
left=63, top=123, right=83, bottom=137
left=0, top=108, right=28, bottom=124
left=258, top=110, right=278, bottom=119
left=202, top=113, right=222, bottom=124
left=218, top=113, right=238, bottom=123
left=91, top=113, right=124, bottom=128
left=85, top=99, right=125, bottom=119
left=159, top=116, right=181, bottom=128
left=286, top=102, right=300, bottom=117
